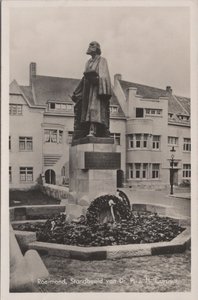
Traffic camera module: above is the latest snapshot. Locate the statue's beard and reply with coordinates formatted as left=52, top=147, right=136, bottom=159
left=86, top=49, right=92, bottom=55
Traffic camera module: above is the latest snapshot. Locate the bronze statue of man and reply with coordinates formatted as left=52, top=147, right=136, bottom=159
left=71, top=41, right=112, bottom=139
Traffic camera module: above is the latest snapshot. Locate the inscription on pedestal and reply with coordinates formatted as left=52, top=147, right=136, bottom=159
left=84, top=152, right=121, bottom=169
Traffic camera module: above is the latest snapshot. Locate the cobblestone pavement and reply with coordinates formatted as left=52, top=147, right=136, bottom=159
left=34, top=250, right=191, bottom=293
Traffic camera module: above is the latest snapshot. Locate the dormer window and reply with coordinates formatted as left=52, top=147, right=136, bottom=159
left=145, top=108, right=162, bottom=116
left=50, top=103, right=55, bottom=109
left=177, top=114, right=189, bottom=121
left=136, top=108, right=144, bottom=118
left=110, top=105, right=118, bottom=114
left=48, top=102, right=73, bottom=111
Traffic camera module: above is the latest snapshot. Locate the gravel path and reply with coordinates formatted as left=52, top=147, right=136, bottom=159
left=34, top=250, right=191, bottom=293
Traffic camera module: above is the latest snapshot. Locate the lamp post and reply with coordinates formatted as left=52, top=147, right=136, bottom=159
left=170, top=146, right=176, bottom=195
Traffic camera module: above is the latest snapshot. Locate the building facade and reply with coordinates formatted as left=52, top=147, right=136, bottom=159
left=114, top=74, right=191, bottom=188
left=9, top=63, right=190, bottom=189
left=9, top=63, right=126, bottom=189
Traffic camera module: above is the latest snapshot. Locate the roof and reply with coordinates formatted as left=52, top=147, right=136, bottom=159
left=31, top=75, right=79, bottom=105
left=175, top=96, right=190, bottom=115
left=120, top=80, right=168, bottom=99
left=19, top=74, right=125, bottom=117
left=20, top=86, right=35, bottom=106
left=119, top=79, right=190, bottom=116
left=10, top=80, right=24, bottom=95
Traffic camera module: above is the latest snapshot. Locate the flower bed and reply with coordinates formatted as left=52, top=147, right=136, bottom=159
left=13, top=211, right=185, bottom=247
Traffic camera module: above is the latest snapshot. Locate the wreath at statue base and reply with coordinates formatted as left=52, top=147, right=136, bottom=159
left=13, top=194, right=185, bottom=247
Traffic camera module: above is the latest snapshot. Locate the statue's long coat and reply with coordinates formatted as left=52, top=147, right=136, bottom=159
left=73, top=55, right=112, bottom=128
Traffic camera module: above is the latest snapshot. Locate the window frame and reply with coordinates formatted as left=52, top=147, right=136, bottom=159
left=110, top=105, right=119, bottom=114
left=129, top=163, right=149, bottom=180
left=152, top=135, right=160, bottom=150
left=9, top=104, right=23, bottom=115
left=168, top=136, right=178, bottom=146
left=19, top=136, right=33, bottom=151
left=152, top=163, right=160, bottom=179
left=44, top=129, right=63, bottom=144
left=183, top=138, right=191, bottom=152
left=110, top=133, right=121, bottom=145
left=19, top=167, right=33, bottom=182
left=182, top=164, right=191, bottom=178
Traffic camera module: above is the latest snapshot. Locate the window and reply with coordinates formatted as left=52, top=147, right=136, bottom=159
left=9, top=136, right=11, bottom=150
left=110, top=133, right=121, bottom=145
left=152, top=135, right=160, bottom=150
left=19, top=137, right=33, bottom=151
left=129, top=134, right=148, bottom=149
left=145, top=109, right=162, bottom=116
left=9, top=167, right=12, bottom=183
left=44, top=129, right=63, bottom=143
left=67, top=131, right=73, bottom=144
left=143, top=134, right=148, bottom=148
left=152, top=164, right=160, bottom=179
left=129, top=164, right=134, bottom=179
left=9, top=104, right=22, bottom=115
left=129, top=135, right=134, bottom=148
left=135, top=134, right=141, bottom=148
left=110, top=106, right=119, bottom=114
left=129, top=163, right=149, bottom=179
left=136, top=108, right=144, bottom=118
left=183, top=164, right=191, bottom=178
left=168, top=136, right=178, bottom=146
left=49, top=102, right=73, bottom=111
left=135, top=163, right=141, bottom=178
left=59, top=131, right=63, bottom=143
left=142, top=163, right=148, bottom=178
left=20, top=167, right=33, bottom=182
left=61, top=104, right=66, bottom=110
left=50, top=103, right=55, bottom=109
left=177, top=114, right=189, bottom=121
left=65, top=104, right=73, bottom=111
left=183, top=138, right=191, bottom=152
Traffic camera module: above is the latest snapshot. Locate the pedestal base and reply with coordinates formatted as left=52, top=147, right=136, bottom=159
left=69, top=138, right=121, bottom=203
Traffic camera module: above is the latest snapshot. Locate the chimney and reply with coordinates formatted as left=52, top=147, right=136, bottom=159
left=166, top=86, right=172, bottom=94
left=114, top=74, right=122, bottom=85
left=29, top=62, right=36, bottom=86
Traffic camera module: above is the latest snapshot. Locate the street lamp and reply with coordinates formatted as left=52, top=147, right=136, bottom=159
left=170, top=146, right=176, bottom=195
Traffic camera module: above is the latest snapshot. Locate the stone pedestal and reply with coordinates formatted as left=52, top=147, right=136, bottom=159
left=69, top=137, right=121, bottom=203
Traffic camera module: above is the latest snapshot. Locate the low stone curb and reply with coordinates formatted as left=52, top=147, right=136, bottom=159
left=19, top=227, right=190, bottom=260
left=10, top=205, right=66, bottom=221
left=12, top=219, right=47, bottom=225
left=15, top=230, right=37, bottom=252
left=131, top=203, right=172, bottom=216
left=169, top=193, right=190, bottom=200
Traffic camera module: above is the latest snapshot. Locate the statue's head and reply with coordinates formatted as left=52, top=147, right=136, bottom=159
left=86, top=41, right=101, bottom=55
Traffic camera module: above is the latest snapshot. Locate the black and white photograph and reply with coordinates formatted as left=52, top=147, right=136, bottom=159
left=1, top=0, right=198, bottom=298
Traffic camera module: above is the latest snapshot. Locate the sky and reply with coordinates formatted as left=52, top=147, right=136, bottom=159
left=9, top=5, right=190, bottom=97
